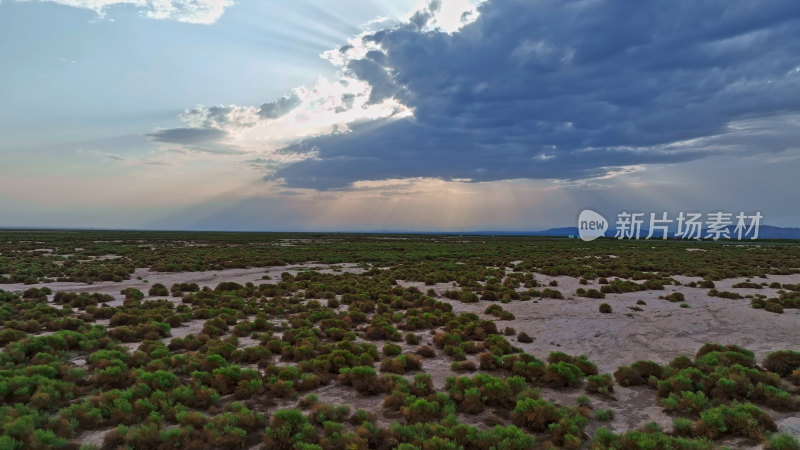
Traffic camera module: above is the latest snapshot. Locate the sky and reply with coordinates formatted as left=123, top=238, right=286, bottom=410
left=1, top=0, right=799, bottom=231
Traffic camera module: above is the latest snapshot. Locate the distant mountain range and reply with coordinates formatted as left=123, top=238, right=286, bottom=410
left=1, top=225, right=798, bottom=239
left=469, top=225, right=800, bottom=240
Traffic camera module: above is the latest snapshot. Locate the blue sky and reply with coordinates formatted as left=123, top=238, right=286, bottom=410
left=1, top=0, right=799, bottom=231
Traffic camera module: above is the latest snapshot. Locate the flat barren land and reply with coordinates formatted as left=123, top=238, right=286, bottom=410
left=1, top=231, right=799, bottom=449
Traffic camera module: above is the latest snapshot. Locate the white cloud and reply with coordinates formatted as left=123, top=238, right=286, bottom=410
left=407, top=0, right=483, bottom=33
left=152, top=75, right=412, bottom=176
left=18, top=0, right=233, bottom=24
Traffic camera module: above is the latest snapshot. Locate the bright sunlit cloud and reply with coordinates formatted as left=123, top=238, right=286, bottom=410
left=149, top=75, right=414, bottom=175
left=407, top=0, right=483, bottom=32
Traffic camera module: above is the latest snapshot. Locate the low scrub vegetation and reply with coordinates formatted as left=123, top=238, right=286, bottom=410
left=1, top=231, right=799, bottom=448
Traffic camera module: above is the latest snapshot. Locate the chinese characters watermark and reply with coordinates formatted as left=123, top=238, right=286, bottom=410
left=578, top=210, right=762, bottom=242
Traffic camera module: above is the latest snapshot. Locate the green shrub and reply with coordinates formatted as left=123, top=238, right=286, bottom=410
left=401, top=397, right=449, bottom=424
left=380, top=354, right=423, bottom=374
left=662, top=390, right=712, bottom=415
left=592, top=426, right=713, bottom=450
left=549, top=410, right=588, bottom=447
left=308, top=403, right=350, bottom=425
left=148, top=283, right=169, bottom=296
left=613, top=360, right=664, bottom=387
left=464, top=425, right=534, bottom=450
left=708, top=290, right=742, bottom=299
left=672, top=417, right=694, bottom=437
left=733, top=282, right=762, bottom=289
left=263, top=408, right=317, bottom=449
left=665, top=292, right=685, bottom=302
left=764, top=350, right=800, bottom=377
left=642, top=279, right=664, bottom=290
left=696, top=403, right=776, bottom=440
left=547, top=353, right=598, bottom=376
left=299, top=394, right=318, bottom=409
left=595, top=408, right=614, bottom=421
left=585, top=289, right=605, bottom=299
left=586, top=374, right=614, bottom=395
left=405, top=333, right=421, bottom=345
left=416, top=346, right=436, bottom=358
left=511, top=397, right=559, bottom=431
left=338, top=366, right=388, bottom=394
left=383, top=343, right=402, bottom=357
left=541, top=362, right=584, bottom=388
left=451, top=361, right=477, bottom=372
left=698, top=280, right=715, bottom=289
left=764, top=299, right=784, bottom=313
left=767, top=433, right=800, bottom=450
left=120, top=288, right=144, bottom=301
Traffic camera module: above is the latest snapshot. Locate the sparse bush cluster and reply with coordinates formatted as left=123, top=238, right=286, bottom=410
left=611, top=343, right=800, bottom=446
left=576, top=287, right=605, bottom=298
left=708, top=289, right=743, bottom=299
left=752, top=290, right=800, bottom=313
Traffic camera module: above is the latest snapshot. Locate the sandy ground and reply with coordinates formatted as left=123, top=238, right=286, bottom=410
left=73, top=428, right=113, bottom=449
left=398, top=272, right=799, bottom=373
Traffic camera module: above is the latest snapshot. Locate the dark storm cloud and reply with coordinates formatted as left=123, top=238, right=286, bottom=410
left=258, top=94, right=301, bottom=119
left=274, top=0, right=800, bottom=189
left=276, top=118, right=715, bottom=189
left=334, top=93, right=356, bottom=113
left=147, top=127, right=226, bottom=144
left=103, top=153, right=126, bottom=161
left=146, top=127, right=242, bottom=154
left=347, top=56, right=395, bottom=104
left=150, top=95, right=301, bottom=149
left=409, top=0, right=441, bottom=30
